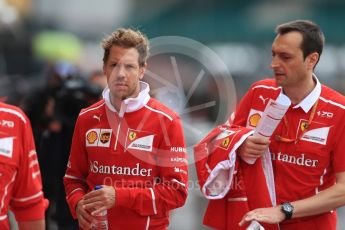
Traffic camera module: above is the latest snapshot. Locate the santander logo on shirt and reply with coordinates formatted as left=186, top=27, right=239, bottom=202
left=271, top=152, right=319, bottom=168
left=89, top=160, right=153, bottom=177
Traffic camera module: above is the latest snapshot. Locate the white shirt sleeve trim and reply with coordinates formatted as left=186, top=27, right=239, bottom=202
left=68, top=188, right=85, bottom=197
left=144, top=105, right=173, bottom=121
left=0, top=214, right=8, bottom=221
left=28, top=150, right=37, bottom=158
left=0, top=172, right=16, bottom=213
left=171, top=179, right=186, bottom=187
left=64, top=174, right=86, bottom=181
left=319, top=97, right=345, bottom=110
left=79, top=102, right=105, bottom=116
left=12, top=191, right=43, bottom=202
left=145, top=216, right=150, bottom=230
left=149, top=188, right=157, bottom=215
left=0, top=108, right=26, bottom=123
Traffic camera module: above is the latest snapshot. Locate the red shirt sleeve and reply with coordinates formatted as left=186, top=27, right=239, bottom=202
left=332, top=113, right=345, bottom=173
left=10, top=113, right=48, bottom=221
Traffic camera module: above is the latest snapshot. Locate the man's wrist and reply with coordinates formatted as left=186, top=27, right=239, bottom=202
left=280, top=202, right=294, bottom=220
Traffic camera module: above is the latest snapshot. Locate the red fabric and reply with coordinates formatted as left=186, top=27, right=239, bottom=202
left=194, top=124, right=279, bottom=230
left=0, top=102, right=47, bottom=229
left=232, top=79, right=345, bottom=229
left=64, top=97, right=187, bottom=230
left=280, top=212, right=337, bottom=230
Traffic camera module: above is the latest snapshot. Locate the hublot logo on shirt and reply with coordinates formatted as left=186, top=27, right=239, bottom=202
left=272, top=152, right=318, bottom=167
left=170, top=147, right=186, bottom=153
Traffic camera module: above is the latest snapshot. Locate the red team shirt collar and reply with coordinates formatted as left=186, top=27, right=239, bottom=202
left=290, top=74, right=321, bottom=113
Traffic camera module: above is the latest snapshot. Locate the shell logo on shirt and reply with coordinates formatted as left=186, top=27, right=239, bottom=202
left=247, top=109, right=263, bottom=128
left=125, top=129, right=154, bottom=152
left=86, top=129, right=112, bottom=147
left=249, top=113, right=261, bottom=127
left=87, top=131, right=98, bottom=144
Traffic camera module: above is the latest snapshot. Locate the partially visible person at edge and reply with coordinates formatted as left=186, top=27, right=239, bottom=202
left=0, top=102, right=48, bottom=230
left=195, top=20, right=345, bottom=230
left=63, top=28, right=188, bottom=230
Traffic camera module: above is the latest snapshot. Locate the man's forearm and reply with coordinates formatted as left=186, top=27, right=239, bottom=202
left=292, top=172, right=345, bottom=218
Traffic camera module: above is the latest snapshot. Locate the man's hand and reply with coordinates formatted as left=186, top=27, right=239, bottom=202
left=239, top=206, right=284, bottom=226
left=76, top=199, right=95, bottom=230
left=237, top=135, right=270, bottom=160
left=18, top=219, right=45, bottom=230
left=83, top=185, right=116, bottom=216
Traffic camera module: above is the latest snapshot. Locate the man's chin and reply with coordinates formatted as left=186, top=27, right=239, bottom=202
left=274, top=76, right=285, bottom=86
left=116, top=94, right=128, bottom=101
left=110, top=91, right=128, bottom=101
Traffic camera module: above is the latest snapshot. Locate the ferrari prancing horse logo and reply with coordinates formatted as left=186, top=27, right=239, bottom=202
left=222, top=137, right=230, bottom=148
left=300, top=121, right=309, bottom=132
left=128, top=131, right=137, bottom=141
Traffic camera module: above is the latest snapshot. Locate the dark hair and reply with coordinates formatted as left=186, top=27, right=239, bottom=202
left=101, top=28, right=149, bottom=67
left=275, top=20, right=325, bottom=63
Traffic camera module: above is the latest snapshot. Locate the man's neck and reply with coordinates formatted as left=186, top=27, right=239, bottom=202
left=283, top=75, right=316, bottom=105
left=111, top=97, right=122, bottom=112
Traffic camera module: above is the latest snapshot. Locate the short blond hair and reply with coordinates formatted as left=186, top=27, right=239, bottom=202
left=101, top=28, right=149, bottom=67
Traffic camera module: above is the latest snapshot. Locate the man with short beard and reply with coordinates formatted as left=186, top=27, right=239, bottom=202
left=64, top=28, right=188, bottom=230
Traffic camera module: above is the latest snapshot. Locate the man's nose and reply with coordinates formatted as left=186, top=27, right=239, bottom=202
left=116, top=65, right=126, bottom=78
left=270, top=56, right=279, bottom=69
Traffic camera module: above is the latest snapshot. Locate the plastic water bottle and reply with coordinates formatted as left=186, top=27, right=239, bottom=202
left=246, top=221, right=263, bottom=230
left=90, top=185, right=108, bottom=230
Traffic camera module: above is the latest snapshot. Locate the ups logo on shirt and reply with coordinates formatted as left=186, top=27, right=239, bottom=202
left=100, top=131, right=111, bottom=144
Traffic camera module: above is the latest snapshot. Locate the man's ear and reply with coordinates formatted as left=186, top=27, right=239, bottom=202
left=102, top=65, right=106, bottom=75
left=307, top=52, right=319, bottom=70
left=103, top=64, right=110, bottom=83
left=139, top=63, right=147, bottom=80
